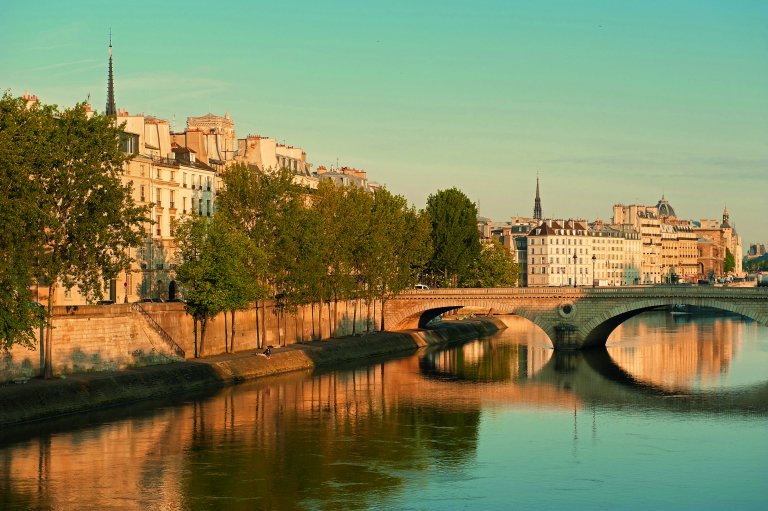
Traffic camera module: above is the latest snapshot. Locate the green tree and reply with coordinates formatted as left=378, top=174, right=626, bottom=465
left=0, top=93, right=48, bottom=349
left=425, top=188, right=481, bottom=287
left=724, top=248, right=735, bottom=273
left=174, top=216, right=235, bottom=357
left=462, top=240, right=520, bottom=287
left=217, top=163, right=300, bottom=347
left=3, top=96, right=148, bottom=375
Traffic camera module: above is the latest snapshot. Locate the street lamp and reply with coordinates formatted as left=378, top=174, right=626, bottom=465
left=573, top=252, right=578, bottom=288
left=592, top=254, right=597, bottom=288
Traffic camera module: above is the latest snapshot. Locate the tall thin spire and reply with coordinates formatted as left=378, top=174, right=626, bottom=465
left=533, top=176, right=542, bottom=220
left=105, top=30, right=116, bottom=116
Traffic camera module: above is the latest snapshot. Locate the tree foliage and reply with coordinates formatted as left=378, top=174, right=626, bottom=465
left=0, top=93, right=47, bottom=348
left=0, top=94, right=148, bottom=372
left=462, top=240, right=520, bottom=288
left=174, top=216, right=264, bottom=356
left=425, top=188, right=481, bottom=287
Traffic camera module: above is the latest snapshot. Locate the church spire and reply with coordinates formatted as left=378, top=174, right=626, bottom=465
left=105, top=30, right=116, bottom=116
left=533, top=176, right=542, bottom=220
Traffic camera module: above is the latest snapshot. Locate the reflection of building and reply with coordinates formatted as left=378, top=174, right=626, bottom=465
left=609, top=314, right=740, bottom=390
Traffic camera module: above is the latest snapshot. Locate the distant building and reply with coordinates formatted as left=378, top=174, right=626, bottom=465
left=527, top=220, right=593, bottom=287
left=316, top=165, right=379, bottom=192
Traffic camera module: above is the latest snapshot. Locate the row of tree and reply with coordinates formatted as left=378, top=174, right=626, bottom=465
left=1, top=93, right=520, bottom=365
left=174, top=165, right=435, bottom=355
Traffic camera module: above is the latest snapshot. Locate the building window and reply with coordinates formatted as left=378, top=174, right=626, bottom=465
left=155, top=215, right=162, bottom=236
left=183, top=173, right=187, bottom=187
left=140, top=185, right=145, bottom=202
left=156, top=188, right=162, bottom=207
left=120, top=133, right=139, bottom=154
left=170, top=190, right=175, bottom=209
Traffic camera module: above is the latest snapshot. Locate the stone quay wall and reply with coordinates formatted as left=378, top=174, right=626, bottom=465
left=1, top=299, right=384, bottom=382
left=0, top=319, right=504, bottom=426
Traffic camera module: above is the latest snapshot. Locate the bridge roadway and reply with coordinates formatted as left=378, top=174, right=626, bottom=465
left=384, top=286, right=768, bottom=349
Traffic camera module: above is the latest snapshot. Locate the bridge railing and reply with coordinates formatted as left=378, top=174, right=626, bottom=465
left=398, top=285, right=768, bottom=298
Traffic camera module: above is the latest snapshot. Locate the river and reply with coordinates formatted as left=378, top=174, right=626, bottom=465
left=1, top=311, right=767, bottom=510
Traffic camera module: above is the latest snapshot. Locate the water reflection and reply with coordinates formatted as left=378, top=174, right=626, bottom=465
left=0, top=313, right=766, bottom=510
left=607, top=311, right=750, bottom=391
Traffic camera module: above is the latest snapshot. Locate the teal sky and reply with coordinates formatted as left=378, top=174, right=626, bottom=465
left=2, top=0, right=767, bottom=247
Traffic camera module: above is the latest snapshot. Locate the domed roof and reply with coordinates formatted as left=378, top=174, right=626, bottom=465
left=656, top=195, right=676, bottom=218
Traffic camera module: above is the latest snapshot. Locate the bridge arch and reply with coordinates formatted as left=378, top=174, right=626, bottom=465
left=580, top=297, right=757, bottom=348
left=385, top=298, right=556, bottom=340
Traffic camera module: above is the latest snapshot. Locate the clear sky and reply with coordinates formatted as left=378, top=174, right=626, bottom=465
left=2, top=0, right=767, bottom=247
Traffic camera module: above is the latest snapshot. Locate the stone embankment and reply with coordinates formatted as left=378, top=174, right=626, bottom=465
left=0, top=319, right=503, bottom=427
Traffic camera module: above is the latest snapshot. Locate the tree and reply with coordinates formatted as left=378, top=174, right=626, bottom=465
left=174, top=216, right=232, bottom=357
left=1, top=95, right=148, bottom=375
left=462, top=240, right=520, bottom=287
left=724, top=248, right=735, bottom=274
left=0, top=93, right=48, bottom=349
left=425, top=188, right=481, bottom=287
left=217, top=164, right=300, bottom=347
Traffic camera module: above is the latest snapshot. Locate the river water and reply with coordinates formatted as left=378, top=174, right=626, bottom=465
left=1, top=312, right=767, bottom=510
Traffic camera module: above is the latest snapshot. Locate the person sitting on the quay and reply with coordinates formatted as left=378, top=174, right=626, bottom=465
left=257, top=346, right=272, bottom=359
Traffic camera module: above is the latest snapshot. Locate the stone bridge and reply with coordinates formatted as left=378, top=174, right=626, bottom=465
left=384, top=286, right=768, bottom=349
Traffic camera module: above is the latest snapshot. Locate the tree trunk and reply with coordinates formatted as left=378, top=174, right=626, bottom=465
left=380, top=297, right=386, bottom=332
left=326, top=301, right=332, bottom=339
left=352, top=298, right=358, bottom=336
left=261, top=301, right=267, bottom=348
left=366, top=299, right=371, bottom=333
left=372, top=299, right=377, bottom=332
left=333, top=295, right=339, bottom=337
left=200, top=318, right=207, bottom=357
left=255, top=301, right=261, bottom=349
left=44, top=282, right=56, bottom=379
left=310, top=302, right=316, bottom=341
left=301, top=305, right=306, bottom=342
left=294, top=311, right=298, bottom=346
left=193, top=318, right=198, bottom=358
left=230, top=310, right=236, bottom=352
left=224, top=311, right=229, bottom=353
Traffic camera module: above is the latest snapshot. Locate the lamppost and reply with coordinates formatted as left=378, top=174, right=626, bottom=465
left=573, top=252, right=578, bottom=288
left=592, top=254, right=597, bottom=288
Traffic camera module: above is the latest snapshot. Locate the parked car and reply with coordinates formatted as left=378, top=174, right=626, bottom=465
left=415, top=284, right=430, bottom=290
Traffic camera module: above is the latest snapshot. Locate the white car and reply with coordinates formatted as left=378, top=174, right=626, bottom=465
left=415, top=284, right=430, bottom=290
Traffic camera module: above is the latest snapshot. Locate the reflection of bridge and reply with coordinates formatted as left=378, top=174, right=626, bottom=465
left=384, top=286, right=768, bottom=349
left=531, top=349, right=768, bottom=415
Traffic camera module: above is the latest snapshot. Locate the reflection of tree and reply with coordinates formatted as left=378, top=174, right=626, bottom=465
left=420, top=340, right=533, bottom=383
left=179, top=370, right=481, bottom=511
